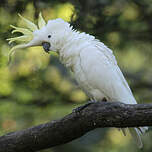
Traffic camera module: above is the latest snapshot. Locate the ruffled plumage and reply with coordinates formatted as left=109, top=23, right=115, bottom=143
left=7, top=12, right=46, bottom=64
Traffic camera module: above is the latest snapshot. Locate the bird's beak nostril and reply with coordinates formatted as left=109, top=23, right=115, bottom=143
left=42, top=42, right=51, bottom=53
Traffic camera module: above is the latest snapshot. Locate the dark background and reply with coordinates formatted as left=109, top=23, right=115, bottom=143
left=0, top=0, right=152, bottom=151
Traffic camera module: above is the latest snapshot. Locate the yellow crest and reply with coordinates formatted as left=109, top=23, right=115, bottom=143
left=7, top=12, right=46, bottom=64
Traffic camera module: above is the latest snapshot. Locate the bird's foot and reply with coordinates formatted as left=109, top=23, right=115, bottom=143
left=72, top=100, right=97, bottom=113
left=102, top=97, right=107, bottom=102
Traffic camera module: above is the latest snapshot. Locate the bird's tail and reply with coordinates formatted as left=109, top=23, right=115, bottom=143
left=121, top=127, right=148, bottom=148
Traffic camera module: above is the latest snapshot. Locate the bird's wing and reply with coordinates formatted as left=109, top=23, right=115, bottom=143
left=82, top=42, right=147, bottom=148
left=79, top=43, right=136, bottom=104
left=94, top=41, right=118, bottom=65
left=95, top=41, right=134, bottom=96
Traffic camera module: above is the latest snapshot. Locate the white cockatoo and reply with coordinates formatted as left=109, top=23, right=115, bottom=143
left=7, top=13, right=148, bottom=148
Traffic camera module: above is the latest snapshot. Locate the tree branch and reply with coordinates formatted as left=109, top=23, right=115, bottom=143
left=0, top=101, right=152, bottom=152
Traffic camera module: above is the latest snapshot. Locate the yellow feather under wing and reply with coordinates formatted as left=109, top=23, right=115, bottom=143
left=8, top=43, right=28, bottom=65
left=38, top=12, right=46, bottom=29
left=18, top=14, right=38, bottom=32
left=10, top=25, right=33, bottom=35
left=7, top=12, right=46, bottom=65
left=7, top=35, right=32, bottom=44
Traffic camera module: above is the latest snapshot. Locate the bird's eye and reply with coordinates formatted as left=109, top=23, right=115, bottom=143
left=48, top=35, right=51, bottom=38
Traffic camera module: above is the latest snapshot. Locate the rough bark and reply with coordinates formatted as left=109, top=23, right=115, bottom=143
left=0, top=101, right=152, bottom=152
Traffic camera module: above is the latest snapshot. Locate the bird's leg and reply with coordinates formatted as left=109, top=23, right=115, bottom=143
left=72, top=97, right=107, bottom=113
left=102, top=97, right=107, bottom=102
left=72, top=100, right=97, bottom=113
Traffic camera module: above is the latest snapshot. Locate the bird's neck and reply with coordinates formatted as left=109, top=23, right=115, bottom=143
left=58, top=29, right=95, bottom=68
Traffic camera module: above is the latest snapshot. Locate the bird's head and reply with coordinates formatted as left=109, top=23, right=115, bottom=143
left=7, top=13, right=71, bottom=63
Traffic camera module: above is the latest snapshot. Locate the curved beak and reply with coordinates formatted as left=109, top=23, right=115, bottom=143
left=42, top=42, right=51, bottom=53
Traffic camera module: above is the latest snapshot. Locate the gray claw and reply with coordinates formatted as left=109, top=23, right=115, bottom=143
left=72, top=100, right=97, bottom=113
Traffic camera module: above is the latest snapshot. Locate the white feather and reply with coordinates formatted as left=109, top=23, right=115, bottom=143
left=9, top=16, right=148, bottom=148
left=58, top=28, right=148, bottom=148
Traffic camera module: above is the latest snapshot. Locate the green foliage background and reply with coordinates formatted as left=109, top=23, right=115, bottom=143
left=0, top=0, right=152, bottom=151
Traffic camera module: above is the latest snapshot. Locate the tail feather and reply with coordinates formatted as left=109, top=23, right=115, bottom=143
left=129, top=128, right=143, bottom=149
left=121, top=128, right=127, bottom=136
left=120, top=127, right=148, bottom=148
left=138, top=127, right=148, bottom=134
left=119, top=97, right=148, bottom=148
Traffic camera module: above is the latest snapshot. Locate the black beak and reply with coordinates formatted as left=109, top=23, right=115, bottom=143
left=42, top=42, right=51, bottom=53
